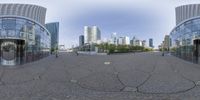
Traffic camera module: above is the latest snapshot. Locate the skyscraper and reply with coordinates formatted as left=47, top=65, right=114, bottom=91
left=118, top=37, right=125, bottom=45
left=142, top=40, right=147, bottom=47
left=117, top=36, right=130, bottom=45
left=135, top=40, right=142, bottom=46
left=84, top=26, right=101, bottom=44
left=130, top=36, right=137, bottom=46
left=125, top=36, right=130, bottom=45
left=149, top=38, right=154, bottom=48
left=45, top=22, right=59, bottom=51
left=111, top=33, right=117, bottom=45
left=79, top=35, right=84, bottom=46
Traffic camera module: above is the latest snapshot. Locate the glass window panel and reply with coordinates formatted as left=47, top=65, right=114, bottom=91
left=7, top=30, right=16, bottom=37
left=193, top=18, right=200, bottom=25
left=0, top=30, right=7, bottom=37
left=15, top=30, right=21, bottom=38
left=0, top=19, right=2, bottom=29
left=16, top=21, right=24, bottom=30
left=2, top=18, right=16, bottom=30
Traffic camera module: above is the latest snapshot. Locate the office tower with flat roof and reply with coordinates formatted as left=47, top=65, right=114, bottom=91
left=84, top=26, right=101, bottom=44
left=45, top=22, right=59, bottom=52
left=117, top=36, right=130, bottom=45
left=149, top=38, right=154, bottom=48
left=79, top=35, right=84, bottom=46
left=142, top=40, right=147, bottom=47
left=111, top=32, right=117, bottom=45
left=125, top=36, right=130, bottom=45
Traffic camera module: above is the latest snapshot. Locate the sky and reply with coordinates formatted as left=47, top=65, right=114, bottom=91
left=1, top=0, right=200, bottom=48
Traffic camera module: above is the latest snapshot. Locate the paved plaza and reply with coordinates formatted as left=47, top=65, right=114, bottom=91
left=0, top=52, right=200, bottom=100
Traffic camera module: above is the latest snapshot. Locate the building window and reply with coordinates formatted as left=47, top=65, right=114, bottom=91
left=2, top=18, right=16, bottom=30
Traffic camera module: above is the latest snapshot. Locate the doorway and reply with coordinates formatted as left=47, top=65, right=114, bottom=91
left=0, top=39, right=25, bottom=66
left=194, top=39, right=200, bottom=64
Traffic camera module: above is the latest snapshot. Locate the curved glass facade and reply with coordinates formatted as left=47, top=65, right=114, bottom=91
left=0, top=17, right=51, bottom=65
left=170, top=18, right=200, bottom=63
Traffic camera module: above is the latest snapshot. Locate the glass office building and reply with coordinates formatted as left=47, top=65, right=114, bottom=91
left=79, top=35, right=84, bottom=46
left=149, top=38, right=154, bottom=48
left=170, top=4, right=200, bottom=64
left=45, top=22, right=59, bottom=53
left=0, top=4, right=51, bottom=66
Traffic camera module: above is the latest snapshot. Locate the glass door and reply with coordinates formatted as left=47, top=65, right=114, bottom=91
left=194, top=39, right=200, bottom=64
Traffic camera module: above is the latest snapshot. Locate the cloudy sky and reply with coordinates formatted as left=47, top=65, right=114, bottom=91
left=1, top=0, right=200, bottom=48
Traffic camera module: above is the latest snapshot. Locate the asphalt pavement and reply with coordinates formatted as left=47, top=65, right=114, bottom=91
left=0, top=52, right=200, bottom=100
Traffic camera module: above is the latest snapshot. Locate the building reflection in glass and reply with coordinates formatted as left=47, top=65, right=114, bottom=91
left=0, top=17, right=51, bottom=66
left=170, top=18, right=200, bottom=63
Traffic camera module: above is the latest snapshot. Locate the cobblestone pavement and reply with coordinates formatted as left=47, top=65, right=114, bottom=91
left=0, top=52, right=200, bottom=100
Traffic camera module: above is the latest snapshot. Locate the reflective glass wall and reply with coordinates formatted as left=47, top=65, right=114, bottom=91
left=0, top=17, right=51, bottom=65
left=170, top=18, right=200, bottom=63
left=45, top=22, right=59, bottom=53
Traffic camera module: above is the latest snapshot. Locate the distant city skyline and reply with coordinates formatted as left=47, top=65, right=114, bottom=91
left=1, top=0, right=200, bottom=48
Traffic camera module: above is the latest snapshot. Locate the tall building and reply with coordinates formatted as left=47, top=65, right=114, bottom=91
left=125, top=36, right=130, bottom=45
left=163, top=35, right=170, bottom=51
left=45, top=22, right=59, bottom=51
left=117, top=37, right=124, bottom=45
left=135, top=40, right=142, bottom=46
left=130, top=40, right=134, bottom=45
left=0, top=4, right=53, bottom=66
left=149, top=38, right=154, bottom=48
left=84, top=26, right=101, bottom=44
left=142, top=40, right=147, bottom=47
left=170, top=4, right=200, bottom=63
left=130, top=36, right=137, bottom=46
left=117, top=36, right=130, bottom=45
left=111, top=32, right=117, bottom=45
left=84, top=26, right=90, bottom=44
left=79, top=35, right=84, bottom=46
